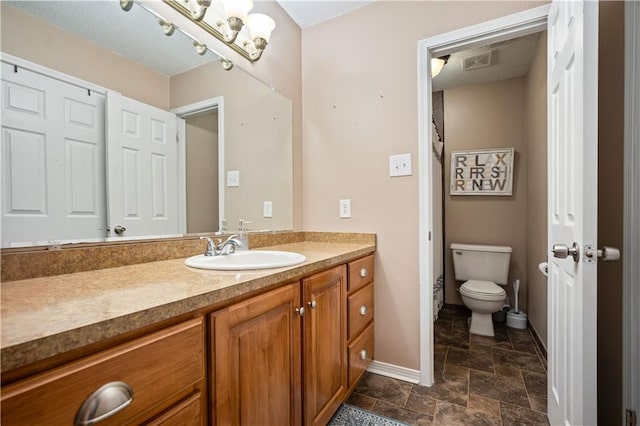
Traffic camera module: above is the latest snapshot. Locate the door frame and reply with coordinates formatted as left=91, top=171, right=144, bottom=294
left=171, top=97, right=225, bottom=234
left=416, top=5, right=551, bottom=386
left=623, top=0, right=640, bottom=418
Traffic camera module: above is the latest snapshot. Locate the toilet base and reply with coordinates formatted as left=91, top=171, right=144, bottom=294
left=469, top=311, right=496, bottom=337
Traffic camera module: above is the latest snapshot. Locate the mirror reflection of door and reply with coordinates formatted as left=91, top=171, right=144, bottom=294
left=185, top=109, right=219, bottom=234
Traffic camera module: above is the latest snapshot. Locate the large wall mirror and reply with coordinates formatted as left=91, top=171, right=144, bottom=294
left=0, top=1, right=293, bottom=248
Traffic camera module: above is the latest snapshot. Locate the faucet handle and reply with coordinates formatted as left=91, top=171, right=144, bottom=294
left=200, top=236, right=215, bottom=256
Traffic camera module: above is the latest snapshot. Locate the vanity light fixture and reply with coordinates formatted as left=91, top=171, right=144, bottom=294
left=431, top=55, right=450, bottom=78
left=165, top=0, right=275, bottom=62
left=120, top=0, right=235, bottom=70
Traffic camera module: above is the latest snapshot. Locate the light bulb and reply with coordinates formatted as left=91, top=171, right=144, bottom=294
left=246, top=13, right=276, bottom=43
left=431, top=58, right=445, bottom=77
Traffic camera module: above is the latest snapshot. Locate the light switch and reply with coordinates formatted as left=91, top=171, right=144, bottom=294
left=339, top=199, right=351, bottom=218
left=227, top=170, right=240, bottom=187
left=389, top=153, right=412, bottom=177
left=263, top=201, right=273, bottom=218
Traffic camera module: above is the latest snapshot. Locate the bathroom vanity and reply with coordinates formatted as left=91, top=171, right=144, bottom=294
left=0, top=233, right=375, bottom=425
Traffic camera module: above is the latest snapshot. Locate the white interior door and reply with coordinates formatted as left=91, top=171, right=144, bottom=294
left=547, top=1, right=598, bottom=424
left=106, top=92, right=179, bottom=238
left=1, top=62, right=106, bottom=247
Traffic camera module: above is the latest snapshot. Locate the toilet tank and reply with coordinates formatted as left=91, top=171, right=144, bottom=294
left=450, top=243, right=512, bottom=285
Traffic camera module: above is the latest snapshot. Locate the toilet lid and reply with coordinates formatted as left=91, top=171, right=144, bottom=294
left=461, top=280, right=505, bottom=296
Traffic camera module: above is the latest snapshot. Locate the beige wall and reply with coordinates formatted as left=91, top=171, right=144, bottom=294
left=186, top=111, right=219, bottom=234
left=443, top=78, right=528, bottom=308
left=302, top=0, right=544, bottom=370
left=524, top=33, right=548, bottom=347
left=171, top=64, right=294, bottom=232
left=597, top=2, right=625, bottom=424
left=0, top=4, right=169, bottom=109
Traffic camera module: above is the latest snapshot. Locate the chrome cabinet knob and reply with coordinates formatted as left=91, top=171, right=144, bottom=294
left=308, top=300, right=317, bottom=309
left=359, top=268, right=368, bottom=278
left=295, top=307, right=305, bottom=316
left=114, top=225, right=126, bottom=235
left=359, top=348, right=368, bottom=360
left=359, top=305, right=368, bottom=316
left=75, top=381, right=133, bottom=425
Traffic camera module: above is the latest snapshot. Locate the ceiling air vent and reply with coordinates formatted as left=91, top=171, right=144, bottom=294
left=462, top=52, right=493, bottom=71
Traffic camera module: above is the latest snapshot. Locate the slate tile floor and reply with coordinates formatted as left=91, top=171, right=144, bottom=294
left=346, top=306, right=549, bottom=425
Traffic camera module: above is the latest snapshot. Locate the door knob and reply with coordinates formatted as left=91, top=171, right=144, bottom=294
left=552, top=242, right=580, bottom=262
left=114, top=225, right=126, bottom=235
left=585, top=245, right=621, bottom=263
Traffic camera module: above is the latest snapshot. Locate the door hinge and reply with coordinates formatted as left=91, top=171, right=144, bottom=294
left=627, top=409, right=637, bottom=426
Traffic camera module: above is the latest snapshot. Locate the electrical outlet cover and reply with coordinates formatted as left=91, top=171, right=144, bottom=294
left=227, top=170, right=240, bottom=187
left=339, top=199, right=351, bottom=218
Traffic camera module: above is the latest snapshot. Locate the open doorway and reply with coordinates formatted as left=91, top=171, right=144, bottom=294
left=172, top=97, right=225, bottom=235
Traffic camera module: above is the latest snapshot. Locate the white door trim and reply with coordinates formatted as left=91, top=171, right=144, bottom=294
left=171, top=97, right=225, bottom=232
left=623, top=0, right=640, bottom=417
left=416, top=4, right=550, bottom=386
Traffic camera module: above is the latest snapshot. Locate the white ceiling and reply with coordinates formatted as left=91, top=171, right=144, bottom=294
left=433, top=32, right=542, bottom=92
left=275, top=0, right=374, bottom=28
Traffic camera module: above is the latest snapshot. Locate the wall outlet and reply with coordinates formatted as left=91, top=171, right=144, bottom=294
left=389, top=153, right=412, bottom=177
left=339, top=199, right=351, bottom=218
left=263, top=201, right=273, bottom=218
left=227, top=170, right=240, bottom=187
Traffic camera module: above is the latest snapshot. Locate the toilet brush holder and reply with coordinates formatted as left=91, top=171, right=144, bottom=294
left=506, top=309, right=528, bottom=329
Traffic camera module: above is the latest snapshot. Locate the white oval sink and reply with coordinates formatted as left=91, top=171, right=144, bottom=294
left=185, top=250, right=306, bottom=271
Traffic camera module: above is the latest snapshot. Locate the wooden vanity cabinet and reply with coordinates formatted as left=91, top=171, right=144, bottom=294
left=210, top=259, right=371, bottom=426
left=1, top=253, right=374, bottom=426
left=302, top=265, right=347, bottom=426
left=210, top=282, right=302, bottom=426
left=346, top=255, right=375, bottom=388
left=0, top=318, right=206, bottom=426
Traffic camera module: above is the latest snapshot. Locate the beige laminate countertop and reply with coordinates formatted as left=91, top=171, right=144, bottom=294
left=1, top=240, right=375, bottom=373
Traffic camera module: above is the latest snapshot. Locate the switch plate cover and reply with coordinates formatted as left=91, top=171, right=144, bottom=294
left=263, top=201, right=273, bottom=218
left=389, top=153, right=412, bottom=177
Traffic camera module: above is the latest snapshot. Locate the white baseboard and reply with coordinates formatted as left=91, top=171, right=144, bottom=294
left=366, top=360, right=421, bottom=384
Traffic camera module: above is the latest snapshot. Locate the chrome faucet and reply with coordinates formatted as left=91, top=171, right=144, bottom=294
left=218, top=235, right=242, bottom=255
left=200, top=235, right=243, bottom=256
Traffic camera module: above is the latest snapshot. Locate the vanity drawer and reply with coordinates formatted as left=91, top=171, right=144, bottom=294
left=1, top=318, right=205, bottom=426
left=143, top=391, right=202, bottom=426
left=348, top=255, right=374, bottom=292
left=347, top=283, right=374, bottom=339
left=347, top=323, right=374, bottom=388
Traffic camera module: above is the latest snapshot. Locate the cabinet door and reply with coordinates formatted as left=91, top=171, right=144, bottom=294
left=212, top=283, right=302, bottom=426
left=303, top=265, right=347, bottom=426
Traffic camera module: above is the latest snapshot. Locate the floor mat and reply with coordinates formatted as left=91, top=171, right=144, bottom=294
left=328, top=404, right=410, bottom=426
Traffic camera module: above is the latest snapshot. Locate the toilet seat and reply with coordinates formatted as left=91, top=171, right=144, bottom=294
left=460, top=280, right=506, bottom=301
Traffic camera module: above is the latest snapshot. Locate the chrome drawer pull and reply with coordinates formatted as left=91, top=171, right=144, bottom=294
left=359, top=305, right=368, bottom=316
left=359, top=268, right=368, bottom=278
left=75, top=381, right=134, bottom=425
left=359, top=348, right=368, bottom=360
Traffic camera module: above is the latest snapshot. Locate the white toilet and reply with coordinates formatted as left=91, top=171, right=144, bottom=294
left=450, top=243, right=512, bottom=337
